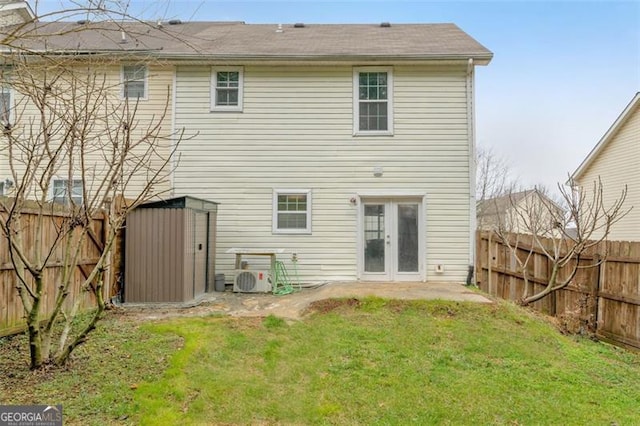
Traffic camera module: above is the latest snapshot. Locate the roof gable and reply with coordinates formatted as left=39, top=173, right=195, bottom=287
left=477, top=189, right=564, bottom=218
left=571, top=92, right=640, bottom=182
left=477, top=190, right=533, bottom=217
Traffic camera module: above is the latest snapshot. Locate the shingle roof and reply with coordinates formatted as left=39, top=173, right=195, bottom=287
left=0, top=21, right=493, bottom=62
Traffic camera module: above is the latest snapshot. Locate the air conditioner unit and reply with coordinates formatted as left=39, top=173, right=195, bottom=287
left=233, top=270, right=271, bottom=293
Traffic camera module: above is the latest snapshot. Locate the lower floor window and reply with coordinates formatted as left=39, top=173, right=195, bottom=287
left=52, top=179, right=83, bottom=205
left=273, top=190, right=311, bottom=234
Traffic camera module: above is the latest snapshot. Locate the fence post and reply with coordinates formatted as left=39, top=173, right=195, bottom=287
left=590, top=254, right=602, bottom=333
left=487, top=232, right=493, bottom=294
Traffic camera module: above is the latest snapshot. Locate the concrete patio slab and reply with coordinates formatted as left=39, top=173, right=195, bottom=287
left=123, top=281, right=492, bottom=321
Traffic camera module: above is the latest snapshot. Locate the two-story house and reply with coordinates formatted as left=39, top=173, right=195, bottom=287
left=168, top=22, right=492, bottom=284
left=571, top=93, right=640, bottom=241
left=1, top=3, right=492, bottom=285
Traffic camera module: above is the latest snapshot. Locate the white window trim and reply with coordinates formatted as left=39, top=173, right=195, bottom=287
left=50, top=178, right=84, bottom=205
left=0, top=76, right=14, bottom=126
left=272, top=189, right=312, bottom=234
left=211, top=66, right=244, bottom=112
left=1, top=87, right=12, bottom=126
left=121, top=64, right=148, bottom=101
left=353, top=66, right=394, bottom=136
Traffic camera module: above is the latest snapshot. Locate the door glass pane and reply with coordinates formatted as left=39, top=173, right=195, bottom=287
left=364, top=204, right=385, bottom=273
left=397, top=204, right=419, bottom=272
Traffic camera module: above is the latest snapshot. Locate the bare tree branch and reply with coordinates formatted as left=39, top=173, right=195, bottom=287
left=493, top=177, right=630, bottom=306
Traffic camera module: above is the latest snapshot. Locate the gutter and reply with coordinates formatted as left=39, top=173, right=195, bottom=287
left=170, top=65, right=177, bottom=196
left=0, top=49, right=493, bottom=65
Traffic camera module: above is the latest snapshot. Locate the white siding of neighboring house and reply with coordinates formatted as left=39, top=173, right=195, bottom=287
left=173, top=64, right=473, bottom=283
left=0, top=11, right=27, bottom=27
left=0, top=3, right=31, bottom=27
left=0, top=64, right=174, bottom=199
left=576, top=104, right=640, bottom=241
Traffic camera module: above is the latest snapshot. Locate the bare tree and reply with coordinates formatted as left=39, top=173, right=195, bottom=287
left=494, top=178, right=629, bottom=306
left=0, top=52, right=181, bottom=368
left=476, top=145, right=518, bottom=202
left=0, top=0, right=202, bottom=369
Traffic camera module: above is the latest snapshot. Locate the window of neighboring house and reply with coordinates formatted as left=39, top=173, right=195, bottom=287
left=353, top=67, right=393, bottom=135
left=0, top=85, right=11, bottom=126
left=0, top=180, right=4, bottom=196
left=122, top=65, right=147, bottom=99
left=273, top=190, right=311, bottom=234
left=52, top=179, right=83, bottom=205
left=211, top=67, right=243, bottom=111
left=0, top=67, right=12, bottom=126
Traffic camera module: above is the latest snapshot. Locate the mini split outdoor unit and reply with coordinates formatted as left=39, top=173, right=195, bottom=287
left=233, top=270, right=272, bottom=293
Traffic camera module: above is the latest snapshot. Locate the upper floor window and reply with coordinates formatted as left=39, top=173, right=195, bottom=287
left=211, top=67, right=243, bottom=112
left=122, top=65, right=147, bottom=100
left=353, top=67, right=393, bottom=135
left=52, top=179, right=83, bottom=205
left=273, top=189, right=312, bottom=234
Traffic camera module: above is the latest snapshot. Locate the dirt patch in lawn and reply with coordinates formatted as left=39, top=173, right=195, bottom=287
left=303, top=298, right=362, bottom=315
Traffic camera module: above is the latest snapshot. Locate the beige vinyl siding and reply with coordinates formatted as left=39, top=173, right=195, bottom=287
left=174, top=64, right=471, bottom=283
left=577, top=104, right=640, bottom=241
left=0, top=64, right=173, bottom=200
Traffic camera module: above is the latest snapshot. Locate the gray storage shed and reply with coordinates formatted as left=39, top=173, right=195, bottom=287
left=124, top=196, right=218, bottom=303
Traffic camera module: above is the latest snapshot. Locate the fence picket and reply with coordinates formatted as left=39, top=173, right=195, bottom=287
left=476, top=230, right=640, bottom=350
left=0, top=204, right=108, bottom=337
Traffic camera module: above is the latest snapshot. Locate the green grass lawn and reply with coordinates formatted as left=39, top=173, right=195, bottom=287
left=2, top=299, right=640, bottom=425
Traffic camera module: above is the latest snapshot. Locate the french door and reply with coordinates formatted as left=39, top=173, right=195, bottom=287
left=360, top=199, right=422, bottom=281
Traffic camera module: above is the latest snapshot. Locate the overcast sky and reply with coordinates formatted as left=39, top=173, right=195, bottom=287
left=37, top=0, right=640, bottom=192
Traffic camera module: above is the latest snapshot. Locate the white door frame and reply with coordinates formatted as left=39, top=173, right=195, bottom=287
left=357, top=194, right=426, bottom=282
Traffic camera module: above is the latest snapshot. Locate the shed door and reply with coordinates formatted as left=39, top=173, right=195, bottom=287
left=193, top=211, right=208, bottom=296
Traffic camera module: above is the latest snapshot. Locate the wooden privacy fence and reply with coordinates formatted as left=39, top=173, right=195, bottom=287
left=476, top=230, right=640, bottom=349
left=0, top=200, right=117, bottom=337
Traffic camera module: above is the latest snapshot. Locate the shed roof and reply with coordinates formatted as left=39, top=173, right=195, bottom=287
left=139, top=196, right=218, bottom=211
left=1, top=21, right=492, bottom=63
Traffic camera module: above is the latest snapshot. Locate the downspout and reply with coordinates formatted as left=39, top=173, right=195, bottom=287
left=466, top=58, right=476, bottom=285
left=170, top=65, right=177, bottom=195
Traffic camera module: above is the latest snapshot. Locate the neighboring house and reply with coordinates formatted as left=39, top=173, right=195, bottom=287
left=0, top=4, right=175, bottom=201
left=571, top=93, right=640, bottom=241
left=477, top=189, right=565, bottom=236
left=0, top=2, right=493, bottom=284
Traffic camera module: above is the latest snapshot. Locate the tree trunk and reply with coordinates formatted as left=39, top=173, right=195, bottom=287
left=54, top=275, right=105, bottom=366
left=520, top=264, right=559, bottom=306
left=27, top=293, right=43, bottom=369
